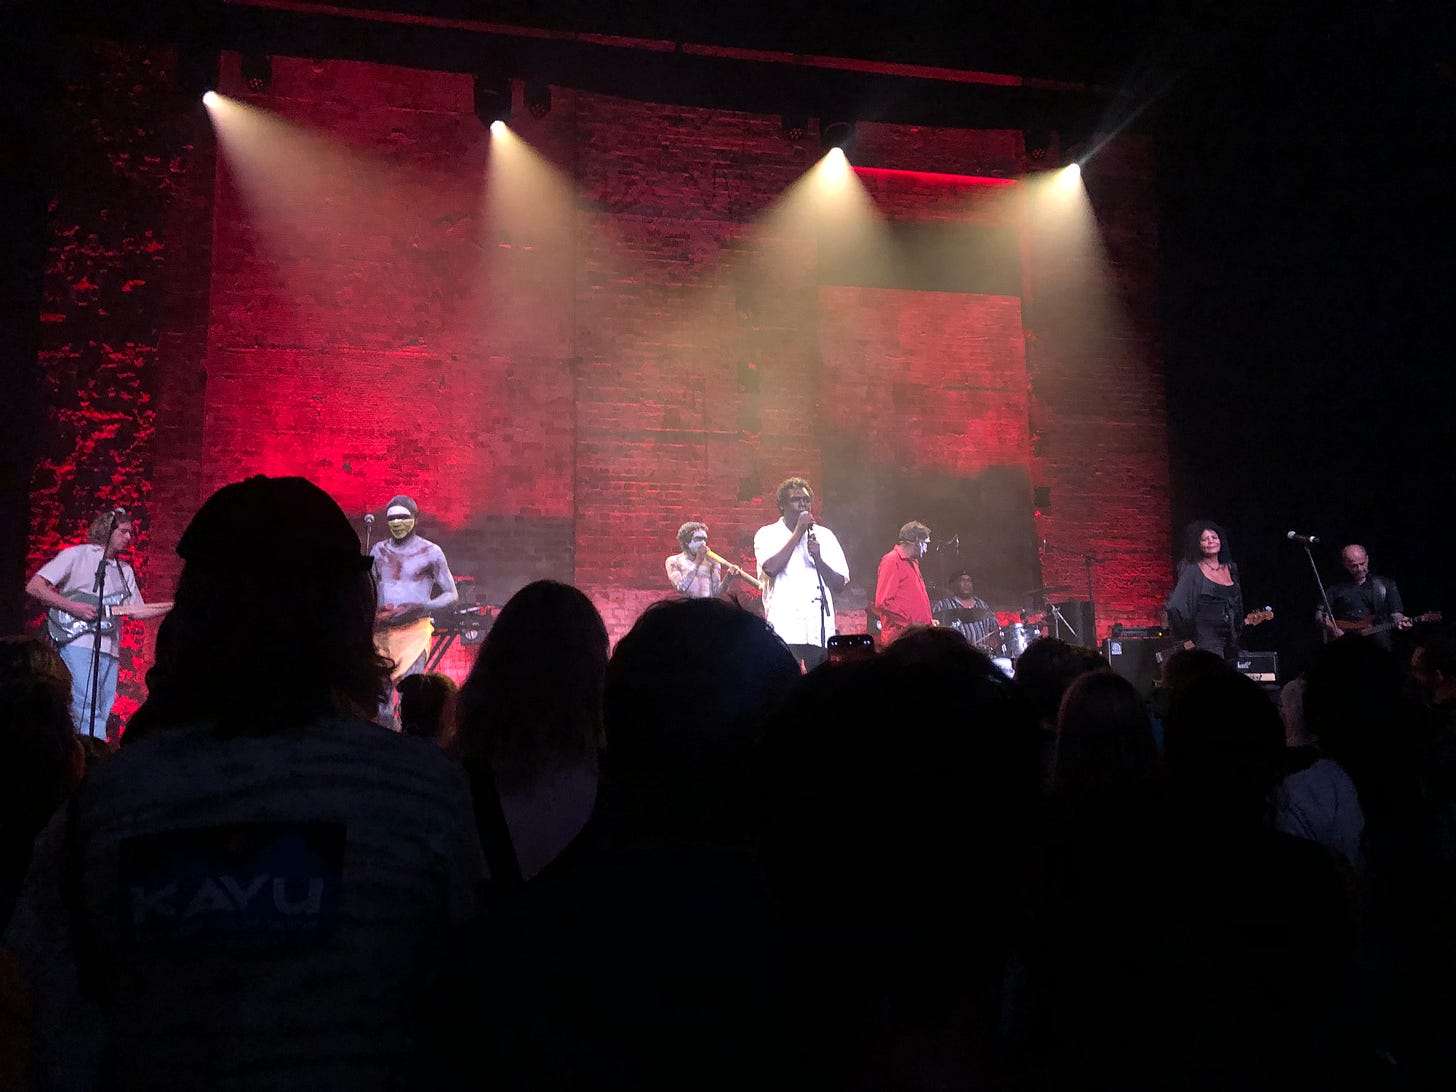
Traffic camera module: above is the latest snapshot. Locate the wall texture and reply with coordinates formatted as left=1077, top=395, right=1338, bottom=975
left=28, top=49, right=1168, bottom=713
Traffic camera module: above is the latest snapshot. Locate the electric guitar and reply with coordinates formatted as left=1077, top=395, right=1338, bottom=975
left=1155, top=608, right=1274, bottom=665
left=1327, top=610, right=1441, bottom=639
left=47, top=591, right=173, bottom=646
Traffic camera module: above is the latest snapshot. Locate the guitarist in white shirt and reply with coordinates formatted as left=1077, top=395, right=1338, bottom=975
left=24, top=508, right=166, bottom=737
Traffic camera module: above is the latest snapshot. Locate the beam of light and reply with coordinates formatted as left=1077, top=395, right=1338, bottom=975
left=479, top=122, right=578, bottom=351
left=1014, top=155, right=1135, bottom=379
left=853, top=165, right=1017, bottom=188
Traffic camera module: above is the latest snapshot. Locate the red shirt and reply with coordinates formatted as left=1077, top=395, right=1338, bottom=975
left=874, top=548, right=932, bottom=647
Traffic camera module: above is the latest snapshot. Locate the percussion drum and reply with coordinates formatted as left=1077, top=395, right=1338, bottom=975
left=1002, top=622, right=1035, bottom=659
left=991, top=656, right=1015, bottom=679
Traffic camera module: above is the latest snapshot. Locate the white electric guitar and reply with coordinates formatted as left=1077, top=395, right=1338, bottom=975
left=47, top=591, right=173, bottom=646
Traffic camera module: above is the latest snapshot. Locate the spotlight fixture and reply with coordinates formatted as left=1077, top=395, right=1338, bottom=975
left=241, top=53, right=272, bottom=93
left=820, top=119, right=855, bottom=152
left=1023, top=128, right=1053, bottom=167
left=175, top=47, right=219, bottom=101
left=473, top=73, right=511, bottom=127
left=524, top=81, right=551, bottom=119
left=780, top=113, right=807, bottom=142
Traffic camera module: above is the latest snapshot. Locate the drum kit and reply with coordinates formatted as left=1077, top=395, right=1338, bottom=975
left=935, top=585, right=1076, bottom=678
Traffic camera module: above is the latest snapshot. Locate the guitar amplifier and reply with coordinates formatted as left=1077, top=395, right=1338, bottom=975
left=1234, top=650, right=1279, bottom=684
left=1102, top=637, right=1165, bottom=697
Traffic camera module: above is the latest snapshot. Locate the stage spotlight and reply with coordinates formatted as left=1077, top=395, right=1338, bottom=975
left=490, top=119, right=505, bottom=135
left=202, top=90, right=218, bottom=107
left=474, top=73, right=511, bottom=127
left=781, top=113, right=807, bottom=142
left=524, top=81, right=551, bottom=119
left=241, top=53, right=272, bottom=93
left=820, top=119, right=855, bottom=152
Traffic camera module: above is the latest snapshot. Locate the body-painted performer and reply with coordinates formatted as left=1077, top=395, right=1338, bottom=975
left=664, top=521, right=748, bottom=599
left=370, top=495, right=457, bottom=727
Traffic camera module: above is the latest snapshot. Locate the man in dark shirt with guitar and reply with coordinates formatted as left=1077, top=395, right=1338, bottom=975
left=1320, top=544, right=1412, bottom=650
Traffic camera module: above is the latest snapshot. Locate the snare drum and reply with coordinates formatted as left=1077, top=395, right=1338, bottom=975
left=1002, top=622, right=1034, bottom=659
left=991, top=656, right=1015, bottom=679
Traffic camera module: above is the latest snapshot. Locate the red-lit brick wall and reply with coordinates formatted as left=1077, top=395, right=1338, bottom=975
left=30, top=50, right=1168, bottom=715
left=26, top=41, right=216, bottom=722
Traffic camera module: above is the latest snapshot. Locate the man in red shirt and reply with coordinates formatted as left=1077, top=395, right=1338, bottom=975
left=873, top=521, right=933, bottom=648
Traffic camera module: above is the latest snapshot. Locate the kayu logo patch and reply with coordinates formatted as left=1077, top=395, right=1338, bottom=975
left=118, top=822, right=345, bottom=946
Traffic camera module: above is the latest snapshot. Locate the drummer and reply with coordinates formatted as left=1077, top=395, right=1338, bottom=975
left=932, top=569, right=997, bottom=652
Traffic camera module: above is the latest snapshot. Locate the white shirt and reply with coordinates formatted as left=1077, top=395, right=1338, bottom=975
left=754, top=519, right=849, bottom=647
left=1274, top=756, right=1366, bottom=876
left=34, top=543, right=141, bottom=658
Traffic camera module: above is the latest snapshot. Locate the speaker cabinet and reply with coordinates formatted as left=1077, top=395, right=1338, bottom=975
left=1101, top=636, right=1164, bottom=697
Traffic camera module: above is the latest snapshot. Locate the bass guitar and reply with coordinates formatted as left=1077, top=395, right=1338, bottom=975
left=47, top=591, right=173, bottom=646
left=1155, top=608, right=1274, bottom=665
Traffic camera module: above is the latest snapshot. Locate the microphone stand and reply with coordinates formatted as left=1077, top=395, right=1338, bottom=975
left=1037, top=539, right=1088, bottom=642
left=86, top=511, right=120, bottom=738
left=808, top=528, right=829, bottom=652
left=1046, top=600, right=1079, bottom=642
left=1301, top=541, right=1336, bottom=637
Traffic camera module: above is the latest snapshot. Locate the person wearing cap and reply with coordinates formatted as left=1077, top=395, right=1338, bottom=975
left=4, top=475, right=483, bottom=1090
left=873, top=521, right=934, bottom=649
left=369, top=494, right=458, bottom=728
left=932, top=569, right=996, bottom=651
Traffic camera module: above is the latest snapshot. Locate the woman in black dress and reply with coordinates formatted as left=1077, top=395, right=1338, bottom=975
left=1165, top=520, right=1244, bottom=659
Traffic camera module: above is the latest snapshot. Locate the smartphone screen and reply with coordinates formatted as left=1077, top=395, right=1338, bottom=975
left=827, top=633, right=876, bottom=663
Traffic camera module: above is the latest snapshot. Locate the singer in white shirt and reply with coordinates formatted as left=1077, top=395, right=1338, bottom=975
left=754, top=477, right=849, bottom=669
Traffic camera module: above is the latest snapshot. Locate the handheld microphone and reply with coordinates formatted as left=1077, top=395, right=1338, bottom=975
left=1286, top=531, right=1320, bottom=545
left=364, top=514, right=375, bottom=525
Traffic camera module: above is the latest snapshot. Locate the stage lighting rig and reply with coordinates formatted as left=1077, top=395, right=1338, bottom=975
left=241, top=53, right=272, bottom=93
left=820, top=119, right=855, bottom=152
left=474, top=73, right=511, bottom=127
left=524, top=81, right=552, bottom=119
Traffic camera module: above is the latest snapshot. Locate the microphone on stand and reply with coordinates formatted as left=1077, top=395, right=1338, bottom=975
left=364, top=514, right=375, bottom=526
left=1286, top=531, right=1320, bottom=545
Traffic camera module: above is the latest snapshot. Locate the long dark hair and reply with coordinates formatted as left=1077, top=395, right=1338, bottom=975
left=452, top=581, right=608, bottom=793
left=1181, top=519, right=1233, bottom=567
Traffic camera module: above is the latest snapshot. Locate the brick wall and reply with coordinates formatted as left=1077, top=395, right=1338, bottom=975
left=27, top=40, right=215, bottom=720
left=34, top=51, right=1168, bottom=709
